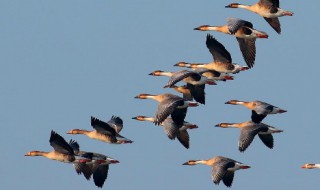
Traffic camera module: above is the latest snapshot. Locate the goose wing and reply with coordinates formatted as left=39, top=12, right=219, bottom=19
left=162, top=118, right=180, bottom=139
left=238, top=125, right=263, bottom=152
left=264, top=17, right=281, bottom=34
left=91, top=116, right=117, bottom=138
left=49, top=130, right=74, bottom=155
left=186, top=83, right=205, bottom=104
left=177, top=130, right=190, bottom=149
left=236, top=38, right=256, bottom=68
left=258, top=133, right=274, bottom=149
left=251, top=110, right=267, bottom=123
left=107, top=116, right=123, bottom=133
left=93, top=164, right=109, bottom=188
left=74, top=162, right=93, bottom=180
left=206, top=34, right=232, bottom=63
left=227, top=18, right=253, bottom=34
left=222, top=171, right=235, bottom=187
left=171, top=107, right=187, bottom=126
left=164, top=70, right=201, bottom=88
left=212, top=161, right=235, bottom=185
left=154, top=97, right=183, bottom=125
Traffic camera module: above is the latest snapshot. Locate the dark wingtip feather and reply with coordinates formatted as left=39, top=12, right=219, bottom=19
left=111, top=115, right=123, bottom=124
left=239, top=147, right=246, bottom=152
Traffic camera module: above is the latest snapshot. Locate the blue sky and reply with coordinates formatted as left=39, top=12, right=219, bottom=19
left=1, top=1, right=319, bottom=189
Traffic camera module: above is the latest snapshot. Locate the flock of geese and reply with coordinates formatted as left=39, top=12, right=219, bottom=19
left=24, top=0, right=319, bottom=188
left=25, top=116, right=133, bottom=188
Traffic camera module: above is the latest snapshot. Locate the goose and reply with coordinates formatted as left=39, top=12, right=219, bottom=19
left=149, top=69, right=217, bottom=104
left=225, top=100, right=287, bottom=123
left=225, top=0, right=293, bottom=34
left=174, top=34, right=249, bottom=73
left=134, top=93, right=198, bottom=125
left=149, top=69, right=216, bottom=87
left=25, top=130, right=89, bottom=163
left=194, top=19, right=268, bottom=68
left=67, top=116, right=133, bottom=144
left=215, top=121, right=283, bottom=152
left=301, top=164, right=320, bottom=169
left=183, top=156, right=250, bottom=187
left=132, top=115, right=198, bottom=149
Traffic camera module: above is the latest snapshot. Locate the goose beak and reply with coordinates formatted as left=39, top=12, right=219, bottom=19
left=256, top=33, right=268, bottom=39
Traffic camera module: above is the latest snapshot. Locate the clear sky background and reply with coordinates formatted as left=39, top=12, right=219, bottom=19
left=1, top=0, right=318, bottom=189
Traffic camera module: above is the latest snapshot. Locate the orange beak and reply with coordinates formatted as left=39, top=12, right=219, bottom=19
left=240, top=165, right=251, bottom=169
left=256, top=33, right=268, bottom=39
left=224, top=75, right=234, bottom=80
left=206, top=80, right=217, bottom=85
left=188, top=102, right=199, bottom=107
left=283, top=11, right=294, bottom=16
left=240, top=67, right=249, bottom=71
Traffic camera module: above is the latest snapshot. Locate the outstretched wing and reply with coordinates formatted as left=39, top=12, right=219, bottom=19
left=73, top=162, right=93, bottom=180
left=264, top=17, right=281, bottom=34
left=187, top=83, right=205, bottom=104
left=107, top=115, right=123, bottom=133
left=212, top=161, right=235, bottom=185
left=93, top=164, right=109, bottom=188
left=238, top=126, right=262, bottom=152
left=49, top=130, right=74, bottom=155
left=154, top=98, right=181, bottom=125
left=162, top=118, right=180, bottom=140
left=222, top=171, right=235, bottom=187
left=91, top=117, right=117, bottom=136
left=177, top=130, right=190, bottom=149
left=171, top=107, right=187, bottom=126
left=258, top=133, right=274, bottom=149
left=251, top=110, right=267, bottom=123
left=68, top=139, right=80, bottom=154
left=236, top=38, right=256, bottom=68
left=206, top=34, right=232, bottom=63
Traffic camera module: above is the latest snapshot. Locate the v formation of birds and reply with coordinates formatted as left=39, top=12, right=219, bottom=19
left=25, top=0, right=316, bottom=188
